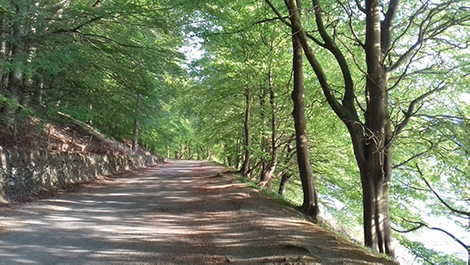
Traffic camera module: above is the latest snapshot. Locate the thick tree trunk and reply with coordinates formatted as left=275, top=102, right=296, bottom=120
left=241, top=87, right=252, bottom=177
left=358, top=146, right=393, bottom=256
left=359, top=0, right=394, bottom=256
left=280, top=0, right=396, bottom=256
left=289, top=0, right=319, bottom=219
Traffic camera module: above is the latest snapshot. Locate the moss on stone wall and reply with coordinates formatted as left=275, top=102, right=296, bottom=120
left=0, top=147, right=162, bottom=204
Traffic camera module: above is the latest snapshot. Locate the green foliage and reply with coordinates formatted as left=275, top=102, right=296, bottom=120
left=0, top=0, right=187, bottom=154
left=396, top=234, right=466, bottom=265
left=177, top=0, right=469, bottom=263
left=1, top=0, right=468, bottom=263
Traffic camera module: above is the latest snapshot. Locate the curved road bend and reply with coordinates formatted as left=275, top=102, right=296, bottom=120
left=0, top=160, right=395, bottom=264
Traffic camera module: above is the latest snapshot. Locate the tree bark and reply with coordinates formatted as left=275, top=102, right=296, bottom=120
left=278, top=134, right=295, bottom=196
left=241, top=86, right=252, bottom=177
left=236, top=139, right=242, bottom=170
left=278, top=172, right=293, bottom=196
left=206, top=147, right=211, bottom=160
left=0, top=11, right=7, bottom=92
left=132, top=94, right=141, bottom=153
left=0, top=3, right=27, bottom=121
left=260, top=68, right=278, bottom=188
left=279, top=0, right=395, bottom=255
left=288, top=0, right=319, bottom=219
left=361, top=0, right=394, bottom=255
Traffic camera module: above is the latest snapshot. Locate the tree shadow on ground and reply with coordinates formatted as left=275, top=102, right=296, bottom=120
left=0, top=160, right=395, bottom=264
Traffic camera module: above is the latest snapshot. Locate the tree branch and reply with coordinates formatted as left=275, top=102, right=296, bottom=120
left=415, top=114, right=466, bottom=123
left=264, top=0, right=325, bottom=47
left=311, top=0, right=358, bottom=119
left=281, top=0, right=366, bottom=167
left=417, top=165, right=470, bottom=218
left=392, top=142, right=433, bottom=169
left=339, top=0, right=364, bottom=48
left=264, top=0, right=290, bottom=27
left=52, top=16, right=104, bottom=34
left=393, top=80, right=446, bottom=136
left=380, top=0, right=399, bottom=53
left=76, top=32, right=158, bottom=50
left=387, top=1, right=452, bottom=73
left=253, top=16, right=289, bottom=25
left=353, top=0, right=366, bottom=14
left=394, top=218, right=469, bottom=255
left=384, top=1, right=427, bottom=67
left=391, top=223, right=426, bottom=233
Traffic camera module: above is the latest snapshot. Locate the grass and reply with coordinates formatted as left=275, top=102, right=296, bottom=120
left=234, top=173, right=398, bottom=264
left=236, top=175, right=301, bottom=209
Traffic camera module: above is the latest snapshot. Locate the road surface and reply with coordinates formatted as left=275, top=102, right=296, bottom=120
left=0, top=160, right=395, bottom=264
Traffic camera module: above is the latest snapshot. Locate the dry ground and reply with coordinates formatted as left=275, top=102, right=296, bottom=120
left=0, top=115, right=144, bottom=155
left=0, top=160, right=396, bottom=264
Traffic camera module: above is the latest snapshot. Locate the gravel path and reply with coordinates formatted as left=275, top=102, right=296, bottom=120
left=0, top=160, right=395, bottom=264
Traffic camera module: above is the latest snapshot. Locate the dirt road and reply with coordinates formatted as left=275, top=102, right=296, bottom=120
left=0, top=160, right=395, bottom=264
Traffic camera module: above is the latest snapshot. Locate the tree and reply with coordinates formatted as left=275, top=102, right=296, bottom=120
left=288, top=0, right=319, bottom=218
left=0, top=0, right=185, bottom=151
left=265, top=0, right=469, bottom=257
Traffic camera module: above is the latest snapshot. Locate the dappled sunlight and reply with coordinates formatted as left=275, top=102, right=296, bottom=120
left=0, top=160, right=393, bottom=264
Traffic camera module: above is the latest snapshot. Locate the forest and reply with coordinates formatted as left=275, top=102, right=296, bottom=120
left=0, top=0, right=469, bottom=264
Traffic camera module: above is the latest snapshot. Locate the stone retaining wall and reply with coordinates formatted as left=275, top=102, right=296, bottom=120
left=0, top=147, right=162, bottom=204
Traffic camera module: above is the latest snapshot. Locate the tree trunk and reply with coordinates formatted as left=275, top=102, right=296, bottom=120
left=236, top=139, right=242, bottom=170
left=241, top=87, right=252, bottom=177
left=289, top=0, right=319, bottom=219
left=360, top=0, right=394, bottom=256
left=356, top=142, right=393, bottom=256
left=187, top=144, right=192, bottom=159
left=280, top=0, right=395, bottom=255
left=260, top=68, right=278, bottom=188
left=0, top=12, right=7, bottom=92
left=278, top=134, right=295, bottom=196
left=259, top=84, right=270, bottom=179
left=132, top=94, right=141, bottom=153
left=0, top=4, right=27, bottom=121
left=279, top=172, right=293, bottom=197
left=206, top=147, right=211, bottom=160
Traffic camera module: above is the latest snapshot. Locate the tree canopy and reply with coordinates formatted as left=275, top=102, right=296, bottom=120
left=0, top=0, right=187, bottom=151
left=1, top=0, right=468, bottom=263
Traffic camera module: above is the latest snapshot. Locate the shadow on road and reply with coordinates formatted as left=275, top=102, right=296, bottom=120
left=0, top=160, right=395, bottom=264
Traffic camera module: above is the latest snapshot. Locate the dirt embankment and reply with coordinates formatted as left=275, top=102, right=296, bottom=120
left=0, top=115, right=148, bottom=155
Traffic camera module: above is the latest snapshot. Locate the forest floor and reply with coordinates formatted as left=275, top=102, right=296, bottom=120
left=0, top=160, right=397, bottom=264
left=0, top=115, right=147, bottom=155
